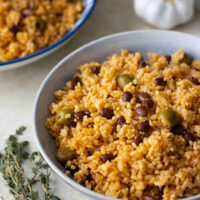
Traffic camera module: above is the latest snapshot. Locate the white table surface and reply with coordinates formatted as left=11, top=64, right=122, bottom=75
left=0, top=0, right=200, bottom=199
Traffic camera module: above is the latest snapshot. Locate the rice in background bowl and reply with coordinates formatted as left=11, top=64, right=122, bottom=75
left=0, top=0, right=83, bottom=62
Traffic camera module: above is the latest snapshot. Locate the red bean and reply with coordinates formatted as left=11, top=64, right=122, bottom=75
left=154, top=77, right=167, bottom=86
left=184, top=132, right=195, bottom=142
left=74, top=111, right=90, bottom=121
left=133, top=134, right=142, bottom=145
left=71, top=76, right=81, bottom=89
left=123, top=91, right=132, bottom=102
left=171, top=125, right=196, bottom=143
left=100, top=154, right=115, bottom=162
left=138, top=57, right=146, bottom=68
left=92, top=66, right=101, bottom=75
left=165, top=56, right=171, bottom=63
left=187, top=76, right=200, bottom=85
left=171, top=125, right=187, bottom=136
left=138, top=92, right=151, bottom=102
left=138, top=121, right=150, bottom=132
left=116, top=116, right=126, bottom=127
left=136, top=106, right=148, bottom=117
left=142, top=99, right=154, bottom=108
left=100, top=108, right=114, bottom=119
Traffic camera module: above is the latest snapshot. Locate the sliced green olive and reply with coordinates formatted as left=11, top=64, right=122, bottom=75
left=180, top=53, right=191, bottom=65
left=117, top=74, right=133, bottom=90
left=159, top=109, right=179, bottom=129
left=56, top=147, right=76, bottom=164
left=56, top=108, right=74, bottom=125
left=32, top=17, right=46, bottom=32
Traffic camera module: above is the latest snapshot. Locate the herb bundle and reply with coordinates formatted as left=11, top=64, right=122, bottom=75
left=0, top=126, right=61, bottom=200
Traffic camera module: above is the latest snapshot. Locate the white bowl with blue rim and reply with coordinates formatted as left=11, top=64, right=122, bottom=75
left=34, top=30, right=200, bottom=200
left=0, top=0, right=96, bottom=71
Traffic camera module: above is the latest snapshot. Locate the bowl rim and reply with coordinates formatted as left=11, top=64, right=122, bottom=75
left=33, top=30, right=200, bottom=200
left=0, top=0, right=97, bottom=67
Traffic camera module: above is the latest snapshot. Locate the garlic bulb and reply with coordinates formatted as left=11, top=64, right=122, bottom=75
left=134, top=0, right=195, bottom=29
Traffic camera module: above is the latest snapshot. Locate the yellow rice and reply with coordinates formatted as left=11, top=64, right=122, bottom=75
left=0, top=0, right=83, bottom=62
left=46, top=49, right=200, bottom=200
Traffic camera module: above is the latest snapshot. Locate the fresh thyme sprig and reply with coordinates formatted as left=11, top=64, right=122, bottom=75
left=0, top=126, right=61, bottom=200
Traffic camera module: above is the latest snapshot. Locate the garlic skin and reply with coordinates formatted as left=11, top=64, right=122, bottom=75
left=134, top=0, right=195, bottom=29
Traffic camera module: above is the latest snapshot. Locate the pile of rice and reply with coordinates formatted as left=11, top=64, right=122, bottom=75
left=46, top=49, right=200, bottom=200
left=0, top=0, right=83, bottom=62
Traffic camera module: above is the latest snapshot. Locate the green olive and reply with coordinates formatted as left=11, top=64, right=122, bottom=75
left=159, top=109, right=179, bottom=129
left=32, top=17, right=46, bottom=32
left=180, top=53, right=191, bottom=65
left=117, top=74, right=133, bottom=90
left=56, top=108, right=74, bottom=125
left=56, top=147, right=76, bottom=164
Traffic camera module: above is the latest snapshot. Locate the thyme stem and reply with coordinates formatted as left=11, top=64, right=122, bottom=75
left=10, top=152, right=34, bottom=199
left=0, top=126, right=61, bottom=200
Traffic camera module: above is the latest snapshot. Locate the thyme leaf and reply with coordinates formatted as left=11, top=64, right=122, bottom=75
left=0, top=126, right=61, bottom=200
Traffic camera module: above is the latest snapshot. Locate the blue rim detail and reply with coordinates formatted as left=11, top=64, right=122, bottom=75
left=0, top=0, right=97, bottom=67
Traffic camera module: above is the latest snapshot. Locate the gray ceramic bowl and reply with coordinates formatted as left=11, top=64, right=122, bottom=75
left=33, top=30, right=200, bottom=200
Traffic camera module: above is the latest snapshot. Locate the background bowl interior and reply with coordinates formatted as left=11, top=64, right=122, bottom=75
left=34, top=30, right=200, bottom=200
